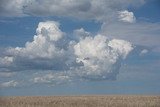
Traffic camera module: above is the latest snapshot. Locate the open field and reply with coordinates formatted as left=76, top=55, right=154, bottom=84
left=0, top=96, right=160, bottom=107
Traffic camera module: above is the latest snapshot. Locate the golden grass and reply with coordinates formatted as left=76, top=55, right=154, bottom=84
left=0, top=95, right=160, bottom=107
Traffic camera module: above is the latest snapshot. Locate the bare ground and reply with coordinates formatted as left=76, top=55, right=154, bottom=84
left=0, top=95, right=160, bottom=107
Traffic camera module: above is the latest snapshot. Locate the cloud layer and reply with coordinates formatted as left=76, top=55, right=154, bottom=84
left=0, top=21, right=133, bottom=87
left=0, top=0, right=144, bottom=22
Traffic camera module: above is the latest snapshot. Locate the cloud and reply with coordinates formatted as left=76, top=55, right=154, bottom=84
left=73, top=28, right=91, bottom=40
left=0, top=0, right=26, bottom=17
left=24, top=0, right=144, bottom=22
left=0, top=0, right=159, bottom=90
left=5, top=21, right=69, bottom=71
left=100, top=22, right=160, bottom=49
left=0, top=80, right=18, bottom=88
left=0, top=56, right=13, bottom=67
left=0, top=0, right=154, bottom=55
left=0, top=21, right=133, bottom=86
left=74, top=34, right=133, bottom=80
left=0, top=0, right=144, bottom=22
left=32, top=71, right=71, bottom=85
left=118, top=10, right=136, bottom=23
left=140, top=49, right=148, bottom=56
left=0, top=72, right=15, bottom=77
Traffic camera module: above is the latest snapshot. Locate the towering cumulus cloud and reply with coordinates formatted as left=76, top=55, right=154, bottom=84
left=0, top=21, right=133, bottom=86
left=9, top=21, right=64, bottom=58
left=74, top=35, right=133, bottom=80
left=6, top=21, right=68, bottom=71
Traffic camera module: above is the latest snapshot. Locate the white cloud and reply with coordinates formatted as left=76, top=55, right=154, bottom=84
left=8, top=21, right=65, bottom=59
left=4, top=21, right=71, bottom=71
left=140, top=49, right=148, bottom=56
left=36, top=21, right=63, bottom=41
left=33, top=72, right=71, bottom=85
left=29, top=34, right=133, bottom=83
left=0, top=80, right=18, bottom=88
left=73, top=34, right=133, bottom=80
left=0, top=21, right=133, bottom=86
left=0, top=56, right=13, bottom=67
left=118, top=10, right=136, bottom=23
left=73, top=28, right=91, bottom=40
left=108, top=39, right=133, bottom=59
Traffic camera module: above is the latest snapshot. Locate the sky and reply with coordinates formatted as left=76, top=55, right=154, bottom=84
left=0, top=0, right=160, bottom=96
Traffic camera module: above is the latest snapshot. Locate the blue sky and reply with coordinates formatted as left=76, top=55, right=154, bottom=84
left=0, top=0, right=160, bottom=96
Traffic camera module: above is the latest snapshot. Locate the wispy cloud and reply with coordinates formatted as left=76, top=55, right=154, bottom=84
left=0, top=72, right=15, bottom=77
left=0, top=80, right=18, bottom=88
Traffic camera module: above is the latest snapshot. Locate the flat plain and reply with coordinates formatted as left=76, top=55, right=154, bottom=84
left=0, top=95, right=160, bottom=107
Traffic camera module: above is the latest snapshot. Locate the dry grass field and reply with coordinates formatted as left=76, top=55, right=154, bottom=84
left=0, top=95, right=160, bottom=107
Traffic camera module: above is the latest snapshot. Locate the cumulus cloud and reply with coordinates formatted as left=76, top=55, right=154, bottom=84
left=5, top=21, right=70, bottom=71
left=9, top=21, right=64, bottom=59
left=73, top=28, right=91, bottom=40
left=118, top=10, right=136, bottom=23
left=0, top=80, right=18, bottom=88
left=74, top=35, right=133, bottom=80
left=0, top=21, right=133, bottom=86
